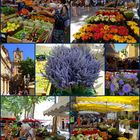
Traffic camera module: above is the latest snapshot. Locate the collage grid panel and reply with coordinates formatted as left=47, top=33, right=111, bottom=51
left=0, top=0, right=140, bottom=140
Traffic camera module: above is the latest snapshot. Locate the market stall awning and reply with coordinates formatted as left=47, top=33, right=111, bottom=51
left=74, top=97, right=139, bottom=113
left=43, top=98, right=69, bottom=116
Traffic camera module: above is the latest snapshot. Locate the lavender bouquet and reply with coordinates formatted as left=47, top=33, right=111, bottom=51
left=43, top=46, right=101, bottom=96
left=106, top=72, right=139, bottom=96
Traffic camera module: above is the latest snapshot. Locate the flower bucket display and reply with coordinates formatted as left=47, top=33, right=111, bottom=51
left=73, top=8, right=139, bottom=43
left=105, top=72, right=139, bottom=95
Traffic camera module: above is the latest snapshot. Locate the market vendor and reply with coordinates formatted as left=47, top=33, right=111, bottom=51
left=23, top=0, right=33, bottom=11
left=39, top=0, right=69, bottom=43
left=17, top=0, right=30, bottom=17
left=32, top=1, right=55, bottom=14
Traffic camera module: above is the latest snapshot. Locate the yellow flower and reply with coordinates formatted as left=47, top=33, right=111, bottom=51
left=118, top=137, right=128, bottom=140
left=104, top=25, right=109, bottom=30
left=127, top=21, right=139, bottom=36
left=73, top=32, right=81, bottom=39
left=127, top=21, right=138, bottom=26
left=124, top=35, right=137, bottom=43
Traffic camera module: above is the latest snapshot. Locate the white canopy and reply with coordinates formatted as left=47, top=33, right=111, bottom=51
left=43, top=97, right=69, bottom=116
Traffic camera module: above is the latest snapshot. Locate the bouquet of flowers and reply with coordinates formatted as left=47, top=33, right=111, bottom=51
left=43, top=46, right=101, bottom=96
left=106, top=72, right=138, bottom=95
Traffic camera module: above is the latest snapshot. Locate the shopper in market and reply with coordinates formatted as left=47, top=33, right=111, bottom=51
left=40, top=0, right=69, bottom=43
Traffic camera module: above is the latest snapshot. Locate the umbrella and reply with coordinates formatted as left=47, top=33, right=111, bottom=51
left=0, top=118, right=16, bottom=121
left=22, top=118, right=40, bottom=123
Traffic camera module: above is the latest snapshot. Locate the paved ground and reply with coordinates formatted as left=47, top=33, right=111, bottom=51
left=71, top=6, right=100, bottom=42
left=59, top=130, right=69, bottom=140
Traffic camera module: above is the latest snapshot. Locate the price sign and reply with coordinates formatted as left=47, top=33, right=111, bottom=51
left=1, top=33, right=7, bottom=43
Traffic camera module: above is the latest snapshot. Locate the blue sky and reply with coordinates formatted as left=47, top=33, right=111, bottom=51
left=3, top=44, right=35, bottom=61
left=114, top=44, right=127, bottom=52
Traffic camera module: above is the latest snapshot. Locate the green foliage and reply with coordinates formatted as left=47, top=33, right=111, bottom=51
left=134, top=44, right=139, bottom=47
left=1, top=96, right=51, bottom=120
left=1, top=6, right=15, bottom=15
left=18, top=58, right=35, bottom=81
left=9, top=75, right=23, bottom=94
left=1, top=96, right=24, bottom=121
left=121, top=49, right=128, bottom=56
left=124, top=11, right=134, bottom=19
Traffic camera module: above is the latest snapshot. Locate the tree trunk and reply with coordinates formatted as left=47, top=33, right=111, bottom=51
left=32, top=102, right=35, bottom=118
left=24, top=109, right=26, bottom=119
left=52, top=116, right=57, bottom=134
left=27, top=110, right=29, bottom=118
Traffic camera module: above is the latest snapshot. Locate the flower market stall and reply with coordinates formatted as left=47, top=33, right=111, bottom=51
left=105, top=43, right=139, bottom=70
left=1, top=0, right=70, bottom=43
left=72, top=7, right=139, bottom=43
left=105, top=71, right=139, bottom=96
left=70, top=96, right=139, bottom=140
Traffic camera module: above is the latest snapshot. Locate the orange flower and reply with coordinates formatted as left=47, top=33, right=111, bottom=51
left=104, top=25, right=109, bottom=30
left=21, top=8, right=29, bottom=15
left=81, top=33, right=89, bottom=41
left=103, top=34, right=113, bottom=41
left=110, top=28, right=118, bottom=34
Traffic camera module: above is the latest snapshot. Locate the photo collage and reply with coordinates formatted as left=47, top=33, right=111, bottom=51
left=0, top=0, right=140, bottom=140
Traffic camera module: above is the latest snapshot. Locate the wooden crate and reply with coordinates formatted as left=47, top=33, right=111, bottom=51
left=7, top=26, right=32, bottom=43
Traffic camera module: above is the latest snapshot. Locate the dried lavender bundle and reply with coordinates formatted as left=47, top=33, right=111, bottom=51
left=43, top=45, right=101, bottom=95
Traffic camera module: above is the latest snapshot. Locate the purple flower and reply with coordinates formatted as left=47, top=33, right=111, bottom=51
left=118, top=91, right=125, bottom=96
left=110, top=83, right=115, bottom=92
left=119, top=79, right=124, bottom=85
left=43, top=46, right=101, bottom=89
left=130, top=74, right=137, bottom=79
left=115, top=74, right=120, bottom=78
left=122, top=84, right=132, bottom=93
left=124, top=73, right=137, bottom=79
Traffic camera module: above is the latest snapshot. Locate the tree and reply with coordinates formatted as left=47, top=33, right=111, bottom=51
left=18, top=58, right=35, bottom=81
left=9, top=75, right=23, bottom=94
left=121, top=49, right=128, bottom=56
left=1, top=96, right=24, bottom=121
left=1, top=96, right=53, bottom=120
left=23, top=96, right=47, bottom=118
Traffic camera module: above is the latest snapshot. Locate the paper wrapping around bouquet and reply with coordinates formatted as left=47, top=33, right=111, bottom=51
left=51, top=87, right=96, bottom=96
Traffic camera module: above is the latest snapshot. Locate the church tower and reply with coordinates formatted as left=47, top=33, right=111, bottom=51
left=13, top=48, right=23, bottom=76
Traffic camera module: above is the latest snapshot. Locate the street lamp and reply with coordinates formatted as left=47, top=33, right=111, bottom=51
left=24, top=74, right=30, bottom=89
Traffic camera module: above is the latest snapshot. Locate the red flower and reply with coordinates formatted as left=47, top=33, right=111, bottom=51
left=110, top=25, right=117, bottom=29
left=93, top=33, right=104, bottom=40
left=118, top=26, right=129, bottom=36
left=72, top=130, right=79, bottom=135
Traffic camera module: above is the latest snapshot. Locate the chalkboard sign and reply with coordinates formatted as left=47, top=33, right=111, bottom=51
left=1, top=33, right=7, bottom=43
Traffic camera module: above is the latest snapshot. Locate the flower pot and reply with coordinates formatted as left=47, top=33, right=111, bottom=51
left=132, top=129, right=138, bottom=140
